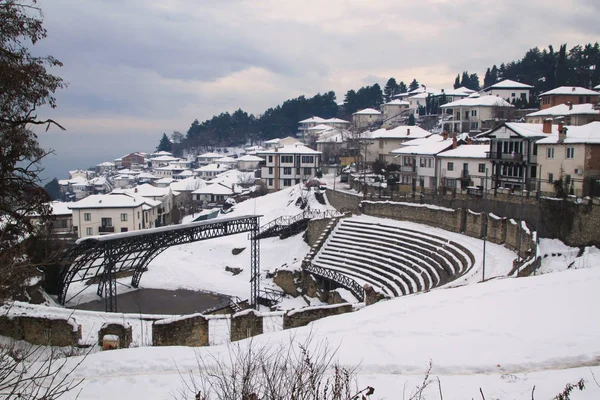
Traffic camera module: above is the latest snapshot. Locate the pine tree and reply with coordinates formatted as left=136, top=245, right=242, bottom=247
left=409, top=79, right=420, bottom=91
left=483, top=68, right=492, bottom=88
left=469, top=73, right=481, bottom=90
left=408, top=113, right=416, bottom=126
left=398, top=81, right=408, bottom=93
left=383, top=78, right=399, bottom=102
left=453, top=74, right=460, bottom=89
left=44, top=178, right=61, bottom=201
left=156, top=133, right=172, bottom=152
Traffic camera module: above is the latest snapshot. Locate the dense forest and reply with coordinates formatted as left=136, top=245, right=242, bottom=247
left=166, top=42, right=600, bottom=154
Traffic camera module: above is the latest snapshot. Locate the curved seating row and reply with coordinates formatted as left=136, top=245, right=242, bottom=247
left=311, top=218, right=475, bottom=297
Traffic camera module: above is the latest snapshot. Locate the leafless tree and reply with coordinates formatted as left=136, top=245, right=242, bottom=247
left=176, top=333, right=374, bottom=400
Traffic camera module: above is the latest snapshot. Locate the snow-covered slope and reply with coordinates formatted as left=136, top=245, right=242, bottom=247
left=59, top=266, right=600, bottom=399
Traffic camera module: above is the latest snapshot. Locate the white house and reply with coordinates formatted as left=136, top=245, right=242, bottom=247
left=535, top=121, right=600, bottom=196
left=441, top=94, right=514, bottom=134
left=367, top=125, right=433, bottom=164
left=119, top=184, right=174, bottom=226
left=196, top=152, right=224, bottom=166
left=151, top=155, right=180, bottom=169
left=194, top=163, right=229, bottom=180
left=352, top=108, right=382, bottom=130
left=69, top=192, right=160, bottom=238
left=264, top=136, right=299, bottom=149
left=237, top=154, right=264, bottom=171
left=391, top=135, right=458, bottom=192
left=96, top=161, right=115, bottom=174
left=192, top=184, right=236, bottom=207
left=436, top=144, right=492, bottom=190
left=381, top=99, right=411, bottom=127
left=525, top=103, right=600, bottom=126
left=481, top=79, right=534, bottom=104
left=259, top=144, right=321, bottom=191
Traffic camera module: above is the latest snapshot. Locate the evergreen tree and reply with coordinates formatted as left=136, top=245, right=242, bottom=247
left=398, top=81, right=408, bottom=93
left=408, top=79, right=420, bottom=91
left=483, top=68, right=492, bottom=88
left=469, top=73, right=481, bottom=90
left=383, top=78, right=399, bottom=102
left=453, top=74, right=460, bottom=89
left=156, top=133, right=172, bottom=152
left=490, top=65, right=499, bottom=84
left=44, top=178, right=61, bottom=201
left=408, top=113, right=416, bottom=126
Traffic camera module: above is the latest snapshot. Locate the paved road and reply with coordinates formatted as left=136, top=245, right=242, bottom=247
left=72, top=288, right=230, bottom=315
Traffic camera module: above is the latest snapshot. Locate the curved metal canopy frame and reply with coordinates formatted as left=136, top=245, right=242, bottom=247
left=57, top=215, right=260, bottom=312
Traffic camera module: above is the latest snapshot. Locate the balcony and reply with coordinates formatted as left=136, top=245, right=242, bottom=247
left=98, top=226, right=114, bottom=233
left=486, top=152, right=524, bottom=162
left=400, top=165, right=417, bottom=173
left=460, top=170, right=470, bottom=180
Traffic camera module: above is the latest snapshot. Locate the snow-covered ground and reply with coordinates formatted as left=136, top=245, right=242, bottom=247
left=56, top=266, right=600, bottom=399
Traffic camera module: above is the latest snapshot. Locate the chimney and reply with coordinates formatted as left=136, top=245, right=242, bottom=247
left=559, top=126, right=567, bottom=142
left=557, top=119, right=564, bottom=134
left=467, top=137, right=473, bottom=145
left=134, top=187, right=138, bottom=193
left=442, top=131, right=448, bottom=140
left=542, top=118, right=553, bottom=134
left=567, top=101, right=573, bottom=110
left=572, top=87, right=576, bottom=92
left=452, top=135, right=457, bottom=149
left=407, top=128, right=411, bottom=136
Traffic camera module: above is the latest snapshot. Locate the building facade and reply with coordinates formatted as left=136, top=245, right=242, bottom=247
left=259, top=144, right=322, bottom=191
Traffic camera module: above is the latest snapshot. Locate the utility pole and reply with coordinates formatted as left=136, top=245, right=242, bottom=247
left=534, top=166, right=542, bottom=275
left=482, top=168, right=488, bottom=282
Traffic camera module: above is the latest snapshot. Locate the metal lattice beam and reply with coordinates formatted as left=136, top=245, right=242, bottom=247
left=58, top=215, right=261, bottom=311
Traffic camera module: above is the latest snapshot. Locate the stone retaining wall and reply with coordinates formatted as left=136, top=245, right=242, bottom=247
left=0, top=315, right=82, bottom=347
left=230, top=309, right=263, bottom=342
left=325, top=190, right=361, bottom=214
left=283, top=304, right=353, bottom=330
left=360, top=201, right=463, bottom=233
left=305, top=218, right=331, bottom=247
left=505, top=220, right=535, bottom=260
left=152, top=314, right=209, bottom=347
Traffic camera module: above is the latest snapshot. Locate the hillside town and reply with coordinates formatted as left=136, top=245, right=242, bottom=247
left=48, top=80, right=600, bottom=240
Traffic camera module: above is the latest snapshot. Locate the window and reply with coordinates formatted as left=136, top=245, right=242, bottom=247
left=547, top=147, right=554, bottom=159
left=511, top=92, right=516, bottom=97
left=531, top=165, right=537, bottom=178
left=296, top=168, right=300, bottom=175
left=295, top=179, right=300, bottom=184
left=283, top=179, right=292, bottom=187
left=478, top=163, right=486, bottom=173
left=403, top=156, right=414, bottom=166
left=101, top=218, right=112, bottom=227
left=533, top=143, right=538, bottom=156
left=137, top=211, right=140, bottom=219
left=565, top=175, right=571, bottom=185
left=86, top=227, right=93, bottom=236
left=304, top=167, right=312, bottom=176
left=283, top=167, right=292, bottom=175
left=447, top=162, right=454, bottom=171
left=268, top=155, right=273, bottom=163
left=281, top=155, right=293, bottom=164
left=268, top=167, right=273, bottom=174
left=301, top=155, right=314, bottom=164
left=121, top=228, right=128, bottom=232
left=566, top=147, right=575, bottom=159
left=471, top=110, right=477, bottom=117
left=120, top=213, right=127, bottom=222
left=548, top=173, right=554, bottom=183
left=268, top=178, right=273, bottom=186
left=84, top=213, right=91, bottom=221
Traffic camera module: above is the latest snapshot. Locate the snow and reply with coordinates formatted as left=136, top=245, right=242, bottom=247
left=236, top=154, right=264, bottom=161
left=526, top=103, right=600, bottom=117
left=51, top=266, right=600, bottom=400
left=368, top=125, right=431, bottom=139
left=68, top=192, right=160, bottom=209
left=383, top=99, right=409, bottom=105
left=352, top=108, right=381, bottom=115
left=391, top=138, right=454, bottom=156
left=441, top=94, right=514, bottom=108
left=362, top=200, right=454, bottom=212
left=540, top=86, right=600, bottom=96
left=437, top=144, right=489, bottom=159
left=485, top=78, right=533, bottom=89
left=258, top=144, right=321, bottom=155
left=536, top=122, right=600, bottom=144
left=502, top=122, right=557, bottom=138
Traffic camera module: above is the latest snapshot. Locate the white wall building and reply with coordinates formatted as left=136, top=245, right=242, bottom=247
left=352, top=108, right=382, bottom=130
left=259, top=144, right=321, bottom=191
left=69, top=193, right=160, bottom=238
left=441, top=94, right=514, bottom=133
left=481, top=79, right=533, bottom=104
left=436, top=144, right=492, bottom=189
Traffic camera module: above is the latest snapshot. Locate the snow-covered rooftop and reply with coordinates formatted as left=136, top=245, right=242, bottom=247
left=298, top=116, right=327, bottom=124
left=215, top=156, right=237, bottom=163
left=540, top=86, right=600, bottom=96
left=96, top=161, right=115, bottom=167
left=392, top=138, right=455, bottom=156
left=68, top=193, right=160, bottom=209
left=383, top=99, right=410, bottom=106
left=353, top=108, right=381, bottom=115
left=118, top=184, right=171, bottom=198
left=258, top=144, right=321, bottom=155
left=151, top=155, right=180, bottom=162
left=170, top=177, right=206, bottom=192
left=437, top=144, right=490, bottom=159
left=369, top=125, right=432, bottom=140
left=485, top=79, right=533, bottom=90
left=441, top=95, right=514, bottom=108
left=50, top=201, right=72, bottom=216
left=306, top=124, right=333, bottom=131
left=197, top=152, right=224, bottom=159
left=323, top=117, right=350, bottom=124
left=150, top=151, right=173, bottom=158
left=536, top=122, right=600, bottom=144
left=526, top=103, right=600, bottom=117
left=501, top=122, right=558, bottom=138
left=192, top=184, right=235, bottom=195
left=237, top=155, right=264, bottom=161
left=195, top=163, right=229, bottom=172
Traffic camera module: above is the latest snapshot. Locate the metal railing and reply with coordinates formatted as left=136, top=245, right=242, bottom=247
left=486, top=152, right=524, bottom=161
left=258, top=209, right=342, bottom=237
left=304, top=264, right=364, bottom=302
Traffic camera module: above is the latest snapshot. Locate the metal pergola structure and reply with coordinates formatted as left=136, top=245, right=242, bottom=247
left=57, top=215, right=261, bottom=312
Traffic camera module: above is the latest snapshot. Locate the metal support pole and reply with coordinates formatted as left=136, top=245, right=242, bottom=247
left=250, top=217, right=260, bottom=309
left=104, top=245, right=117, bottom=313
left=482, top=168, right=488, bottom=282
left=534, top=165, right=542, bottom=275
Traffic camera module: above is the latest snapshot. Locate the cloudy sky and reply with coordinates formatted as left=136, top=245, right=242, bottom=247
left=35, top=0, right=600, bottom=180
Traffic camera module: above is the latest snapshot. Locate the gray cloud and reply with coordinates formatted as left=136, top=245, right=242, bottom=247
left=32, top=0, right=599, bottom=179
